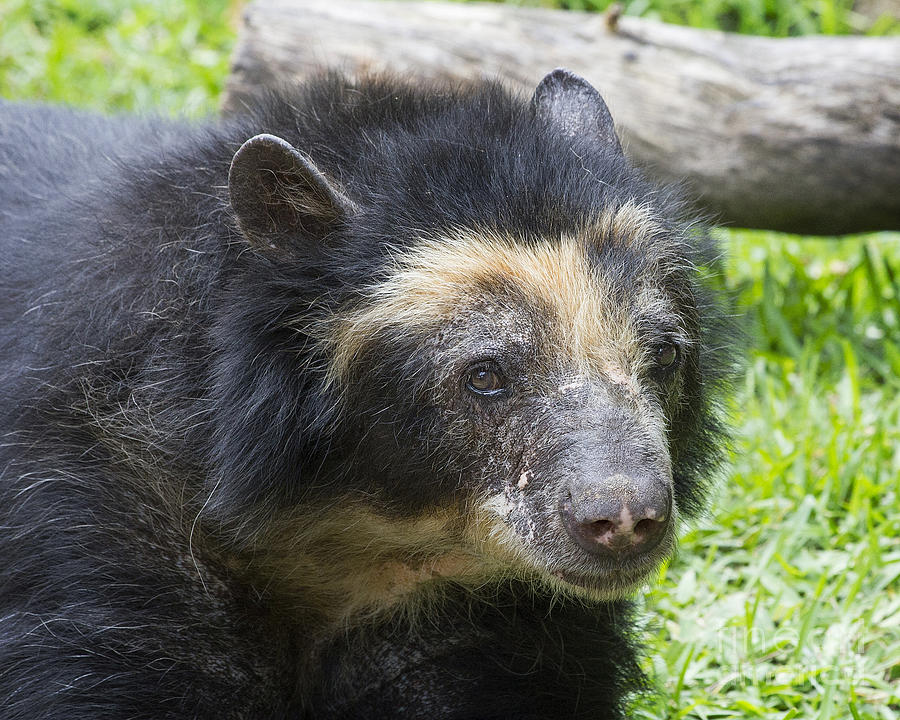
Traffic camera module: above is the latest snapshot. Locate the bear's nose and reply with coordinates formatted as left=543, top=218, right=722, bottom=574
left=560, top=475, right=670, bottom=559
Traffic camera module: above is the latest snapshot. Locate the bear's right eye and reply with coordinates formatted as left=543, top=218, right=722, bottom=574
left=465, top=366, right=506, bottom=396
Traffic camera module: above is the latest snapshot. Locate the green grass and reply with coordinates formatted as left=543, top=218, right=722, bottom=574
left=1, top=1, right=898, bottom=718
left=633, top=232, right=900, bottom=719
left=0, top=0, right=234, bottom=115
left=542, top=0, right=900, bottom=36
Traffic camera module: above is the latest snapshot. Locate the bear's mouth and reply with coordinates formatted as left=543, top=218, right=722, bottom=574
left=475, top=492, right=676, bottom=599
left=545, top=530, right=677, bottom=599
left=550, top=566, right=652, bottom=597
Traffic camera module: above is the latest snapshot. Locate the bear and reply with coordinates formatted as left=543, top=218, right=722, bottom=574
left=0, top=69, right=731, bottom=719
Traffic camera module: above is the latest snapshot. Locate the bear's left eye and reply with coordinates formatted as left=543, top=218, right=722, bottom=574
left=465, top=366, right=506, bottom=396
left=653, top=342, right=680, bottom=372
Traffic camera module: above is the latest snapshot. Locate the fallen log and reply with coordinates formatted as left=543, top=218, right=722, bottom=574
left=224, top=0, right=900, bottom=235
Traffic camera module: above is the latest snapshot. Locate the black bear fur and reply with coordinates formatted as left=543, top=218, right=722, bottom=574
left=0, top=72, right=730, bottom=719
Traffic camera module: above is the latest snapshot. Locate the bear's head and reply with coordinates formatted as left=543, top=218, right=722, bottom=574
left=216, top=70, right=731, bottom=623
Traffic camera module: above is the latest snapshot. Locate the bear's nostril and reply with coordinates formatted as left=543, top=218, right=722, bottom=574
left=634, top=517, right=664, bottom=543
left=589, top=519, right=615, bottom=535
left=583, top=519, right=617, bottom=546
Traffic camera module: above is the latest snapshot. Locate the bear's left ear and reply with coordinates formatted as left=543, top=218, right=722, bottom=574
left=532, top=68, right=623, bottom=155
left=228, top=133, right=357, bottom=248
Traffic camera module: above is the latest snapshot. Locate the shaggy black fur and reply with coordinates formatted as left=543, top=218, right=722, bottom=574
left=0, top=74, right=730, bottom=719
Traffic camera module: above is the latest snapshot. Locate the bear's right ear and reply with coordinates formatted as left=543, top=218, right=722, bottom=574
left=228, top=133, right=357, bottom=248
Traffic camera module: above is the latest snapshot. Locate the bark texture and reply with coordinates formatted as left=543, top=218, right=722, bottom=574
left=225, top=0, right=900, bottom=234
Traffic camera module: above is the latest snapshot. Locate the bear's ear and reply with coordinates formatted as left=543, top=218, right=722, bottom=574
left=228, top=133, right=357, bottom=248
left=532, top=68, right=623, bottom=155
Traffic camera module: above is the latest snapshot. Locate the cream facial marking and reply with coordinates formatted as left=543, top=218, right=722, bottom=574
left=557, top=381, right=586, bottom=393
left=325, top=200, right=664, bottom=387
left=517, top=470, right=531, bottom=490
left=600, top=363, right=640, bottom=395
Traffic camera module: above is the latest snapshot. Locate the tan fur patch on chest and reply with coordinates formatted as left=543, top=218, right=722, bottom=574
left=235, top=501, right=524, bottom=627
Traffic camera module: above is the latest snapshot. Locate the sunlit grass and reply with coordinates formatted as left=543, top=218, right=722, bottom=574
left=537, top=0, right=900, bottom=36
left=634, top=230, right=900, bottom=719
left=0, top=0, right=235, bottom=115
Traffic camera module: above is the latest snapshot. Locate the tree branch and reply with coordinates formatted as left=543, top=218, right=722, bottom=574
left=225, top=0, right=900, bottom=234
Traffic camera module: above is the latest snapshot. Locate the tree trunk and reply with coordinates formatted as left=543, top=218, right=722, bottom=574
left=224, top=0, right=900, bottom=235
